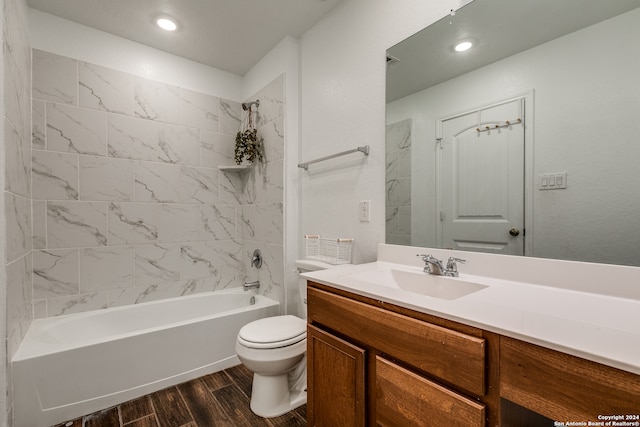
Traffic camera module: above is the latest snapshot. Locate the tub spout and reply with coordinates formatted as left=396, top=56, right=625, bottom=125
left=243, top=280, right=260, bottom=291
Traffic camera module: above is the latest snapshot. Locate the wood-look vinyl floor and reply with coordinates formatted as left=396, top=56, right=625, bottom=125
left=53, top=365, right=306, bottom=427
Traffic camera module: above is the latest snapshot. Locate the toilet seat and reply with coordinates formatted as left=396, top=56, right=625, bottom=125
left=238, top=315, right=307, bottom=349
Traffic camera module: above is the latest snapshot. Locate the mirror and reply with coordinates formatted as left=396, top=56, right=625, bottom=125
left=385, top=0, right=640, bottom=267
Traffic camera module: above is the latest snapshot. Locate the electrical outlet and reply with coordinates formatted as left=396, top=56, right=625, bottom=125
left=359, top=200, right=371, bottom=222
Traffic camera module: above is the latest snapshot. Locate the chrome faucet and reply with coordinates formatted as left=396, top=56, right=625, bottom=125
left=243, top=280, right=260, bottom=291
left=417, top=254, right=445, bottom=275
left=417, top=254, right=466, bottom=277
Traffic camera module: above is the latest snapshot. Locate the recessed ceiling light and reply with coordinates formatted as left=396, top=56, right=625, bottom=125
left=156, top=17, right=177, bottom=31
left=454, top=41, right=473, bottom=52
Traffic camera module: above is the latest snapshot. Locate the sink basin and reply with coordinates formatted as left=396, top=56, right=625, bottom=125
left=350, top=269, right=488, bottom=300
left=390, top=270, right=488, bottom=300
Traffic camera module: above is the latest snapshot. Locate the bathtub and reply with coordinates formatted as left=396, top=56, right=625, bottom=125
left=12, top=289, right=279, bottom=427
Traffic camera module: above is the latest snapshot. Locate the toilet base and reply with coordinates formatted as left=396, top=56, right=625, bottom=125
left=250, top=372, right=307, bottom=418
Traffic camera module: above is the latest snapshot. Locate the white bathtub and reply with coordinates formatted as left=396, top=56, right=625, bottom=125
left=12, top=289, right=279, bottom=427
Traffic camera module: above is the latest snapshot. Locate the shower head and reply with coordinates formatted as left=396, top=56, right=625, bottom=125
left=242, top=100, right=260, bottom=111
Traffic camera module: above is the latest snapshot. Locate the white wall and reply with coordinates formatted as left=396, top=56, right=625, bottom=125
left=299, top=0, right=463, bottom=263
left=28, top=8, right=242, bottom=101
left=387, top=8, right=640, bottom=266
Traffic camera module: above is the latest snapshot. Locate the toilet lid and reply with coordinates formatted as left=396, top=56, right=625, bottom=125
left=238, top=315, right=307, bottom=349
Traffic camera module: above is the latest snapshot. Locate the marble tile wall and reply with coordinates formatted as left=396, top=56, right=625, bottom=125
left=236, top=76, right=285, bottom=306
left=31, top=49, right=285, bottom=317
left=3, top=0, right=33, bottom=424
left=385, top=118, right=412, bottom=245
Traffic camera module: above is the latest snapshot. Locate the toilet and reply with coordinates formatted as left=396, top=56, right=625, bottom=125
left=235, top=259, right=332, bottom=418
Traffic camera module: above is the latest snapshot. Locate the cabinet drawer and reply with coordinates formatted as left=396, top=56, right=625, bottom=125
left=376, top=356, right=485, bottom=427
left=308, top=286, right=486, bottom=396
left=501, top=336, right=640, bottom=421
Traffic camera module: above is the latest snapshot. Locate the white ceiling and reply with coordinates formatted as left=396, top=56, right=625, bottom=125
left=386, top=0, right=640, bottom=102
left=26, top=0, right=343, bottom=76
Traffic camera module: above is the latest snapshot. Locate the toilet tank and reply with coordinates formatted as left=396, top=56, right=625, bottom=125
left=295, top=259, right=334, bottom=319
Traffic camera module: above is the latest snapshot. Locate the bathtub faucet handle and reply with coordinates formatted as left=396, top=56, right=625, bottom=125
left=243, top=280, right=260, bottom=291
left=251, top=249, right=262, bottom=268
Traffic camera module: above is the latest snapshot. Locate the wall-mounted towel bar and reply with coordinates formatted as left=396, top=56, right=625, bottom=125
left=298, top=145, right=370, bottom=170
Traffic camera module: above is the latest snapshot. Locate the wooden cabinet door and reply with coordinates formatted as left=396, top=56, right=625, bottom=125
left=307, top=324, right=366, bottom=427
left=376, top=356, right=485, bottom=427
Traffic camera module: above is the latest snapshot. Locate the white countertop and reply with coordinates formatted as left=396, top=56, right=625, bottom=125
left=301, top=245, right=640, bottom=376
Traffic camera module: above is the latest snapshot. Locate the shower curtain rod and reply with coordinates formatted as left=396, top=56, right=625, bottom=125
left=298, top=145, right=370, bottom=170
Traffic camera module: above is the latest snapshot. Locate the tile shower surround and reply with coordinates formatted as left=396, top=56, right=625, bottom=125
left=4, top=0, right=34, bottom=423
left=385, top=118, right=411, bottom=245
left=31, top=49, right=285, bottom=317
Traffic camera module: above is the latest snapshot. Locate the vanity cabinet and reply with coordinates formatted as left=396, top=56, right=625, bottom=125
left=307, top=282, right=498, bottom=426
left=307, top=281, right=640, bottom=426
left=500, top=336, right=640, bottom=422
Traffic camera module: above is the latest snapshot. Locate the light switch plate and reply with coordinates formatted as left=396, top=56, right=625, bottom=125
left=539, top=172, right=567, bottom=190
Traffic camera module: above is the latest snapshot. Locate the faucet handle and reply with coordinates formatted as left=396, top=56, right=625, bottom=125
left=446, top=257, right=467, bottom=274
left=417, top=254, right=432, bottom=273
left=416, top=253, right=436, bottom=262
left=251, top=249, right=262, bottom=268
